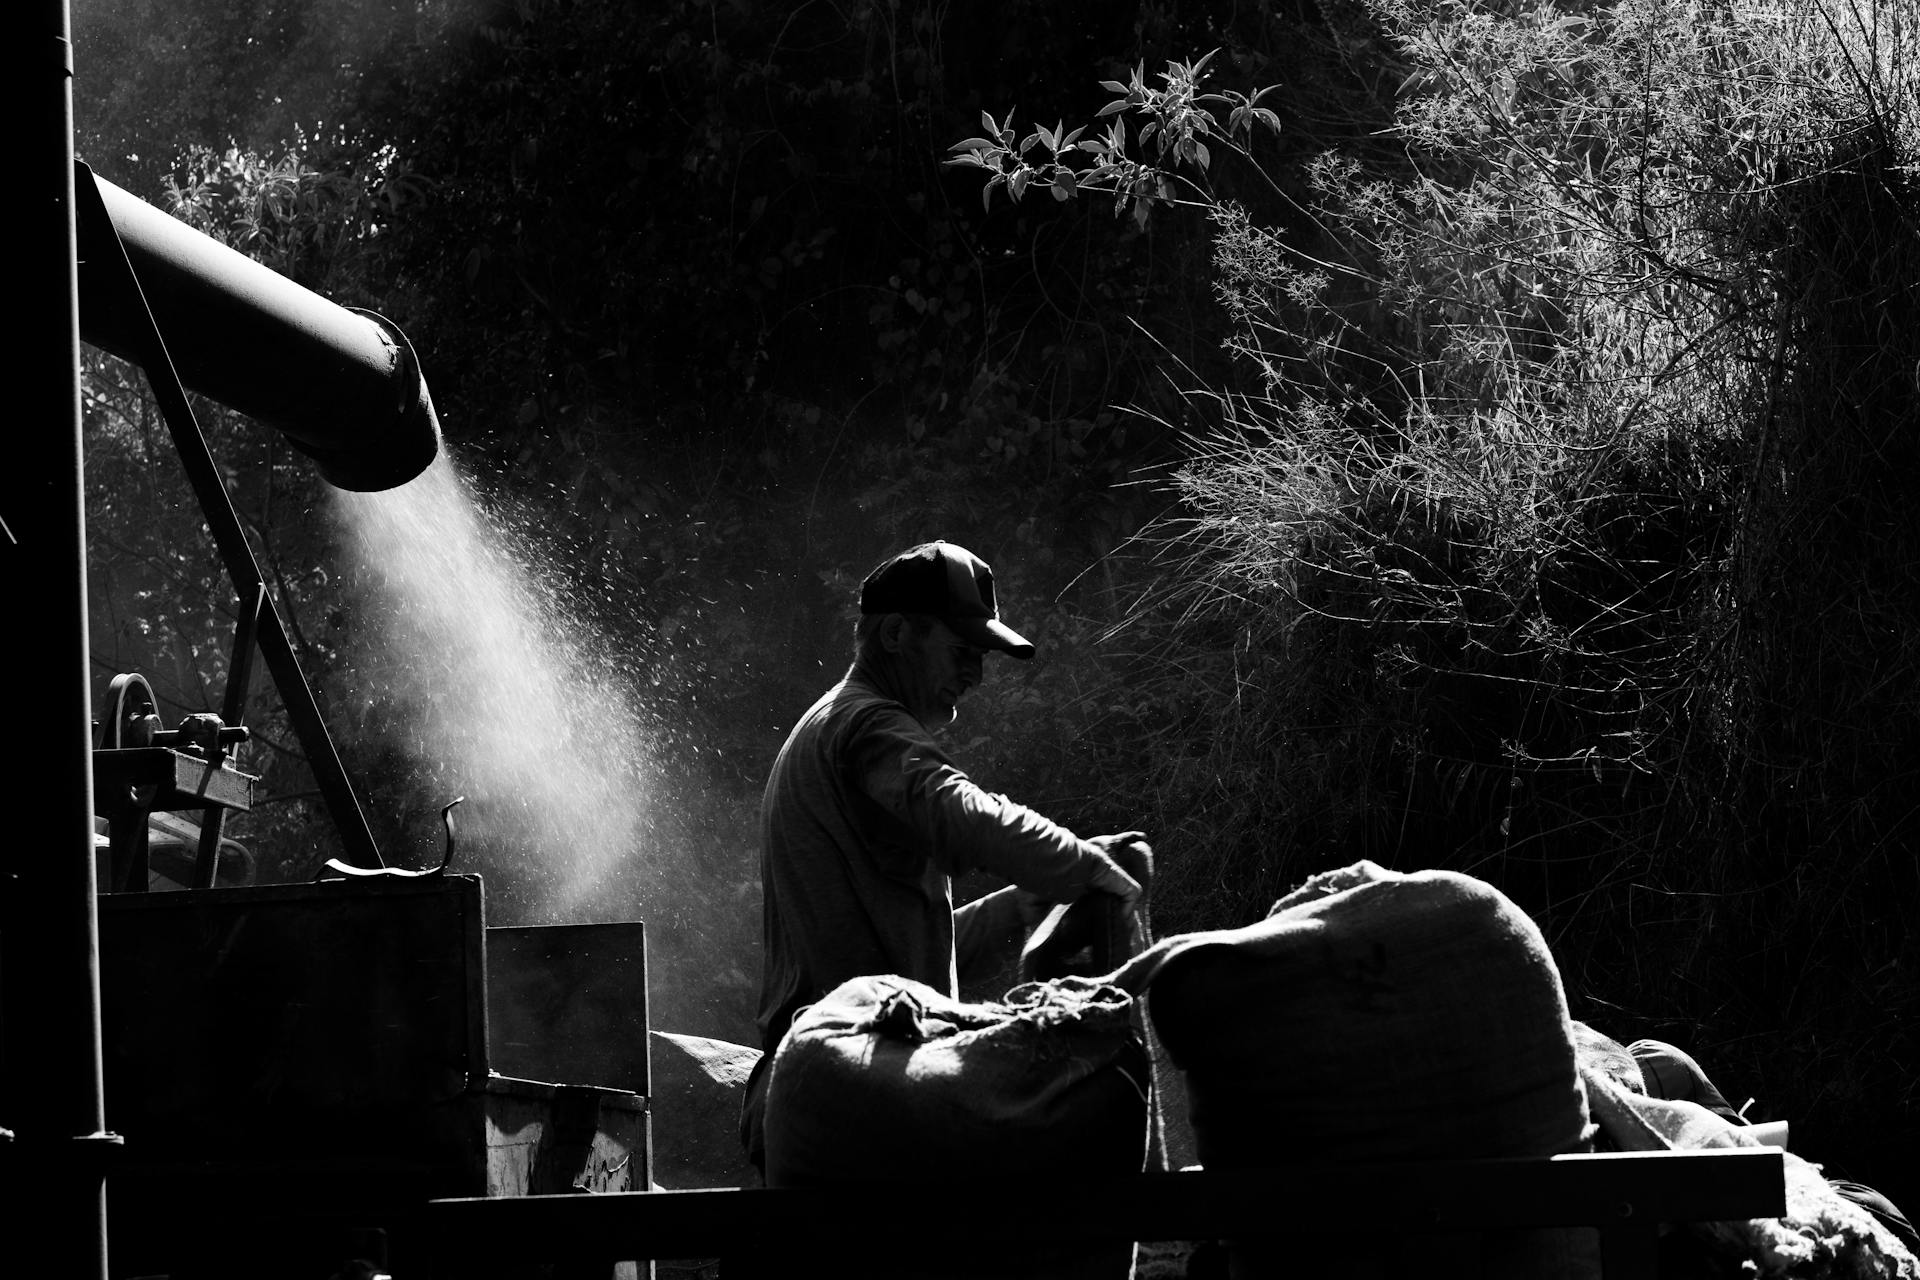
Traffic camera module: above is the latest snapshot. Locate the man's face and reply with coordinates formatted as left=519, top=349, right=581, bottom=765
left=896, top=616, right=987, bottom=727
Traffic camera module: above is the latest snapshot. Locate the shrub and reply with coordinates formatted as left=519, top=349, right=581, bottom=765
left=955, top=0, right=1920, bottom=1202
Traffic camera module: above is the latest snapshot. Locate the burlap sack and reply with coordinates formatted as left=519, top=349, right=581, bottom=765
left=764, top=972, right=1150, bottom=1279
left=1114, top=861, right=1596, bottom=1279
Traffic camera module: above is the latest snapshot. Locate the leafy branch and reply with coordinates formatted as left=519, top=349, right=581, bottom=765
left=944, top=50, right=1283, bottom=228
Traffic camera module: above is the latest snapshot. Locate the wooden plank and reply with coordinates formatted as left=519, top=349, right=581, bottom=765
left=423, top=1149, right=1786, bottom=1265
left=1599, top=1224, right=1660, bottom=1280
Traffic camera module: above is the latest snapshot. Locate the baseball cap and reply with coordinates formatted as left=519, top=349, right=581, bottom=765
left=859, top=541, right=1035, bottom=658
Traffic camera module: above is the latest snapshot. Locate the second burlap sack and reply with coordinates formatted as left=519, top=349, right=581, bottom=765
left=1116, top=860, right=1597, bottom=1279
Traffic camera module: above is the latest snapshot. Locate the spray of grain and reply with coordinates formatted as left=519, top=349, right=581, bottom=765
left=329, top=455, right=655, bottom=923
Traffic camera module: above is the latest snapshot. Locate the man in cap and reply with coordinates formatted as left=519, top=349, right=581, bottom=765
left=739, top=540, right=1148, bottom=1172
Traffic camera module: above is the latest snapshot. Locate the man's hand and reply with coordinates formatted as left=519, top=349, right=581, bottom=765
left=1083, top=831, right=1150, bottom=907
left=1087, top=855, right=1143, bottom=907
left=1089, top=830, right=1151, bottom=859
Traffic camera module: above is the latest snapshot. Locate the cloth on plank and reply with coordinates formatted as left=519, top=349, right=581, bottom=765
left=1583, top=1065, right=1919, bottom=1278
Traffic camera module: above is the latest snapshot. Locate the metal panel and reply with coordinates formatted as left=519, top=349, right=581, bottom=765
left=99, top=875, right=489, bottom=1133
left=487, top=922, right=651, bottom=1100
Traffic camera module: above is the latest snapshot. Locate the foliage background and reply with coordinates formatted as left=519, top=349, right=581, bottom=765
left=71, top=0, right=1916, bottom=1212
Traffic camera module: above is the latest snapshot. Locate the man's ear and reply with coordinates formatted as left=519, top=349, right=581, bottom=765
left=877, top=612, right=910, bottom=653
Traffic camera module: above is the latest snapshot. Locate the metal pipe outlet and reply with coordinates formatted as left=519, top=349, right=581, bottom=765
left=77, top=166, right=441, bottom=492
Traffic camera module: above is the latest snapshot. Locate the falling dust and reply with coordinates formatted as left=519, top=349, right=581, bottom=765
left=328, top=454, right=661, bottom=926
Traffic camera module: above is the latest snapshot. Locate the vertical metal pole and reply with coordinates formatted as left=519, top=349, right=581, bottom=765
left=2, top=2, right=113, bottom=1278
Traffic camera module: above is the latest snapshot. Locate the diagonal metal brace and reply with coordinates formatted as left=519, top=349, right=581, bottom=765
left=73, top=162, right=384, bottom=870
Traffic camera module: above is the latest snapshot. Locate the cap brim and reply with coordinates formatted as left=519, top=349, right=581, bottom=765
left=950, top=614, right=1035, bottom=659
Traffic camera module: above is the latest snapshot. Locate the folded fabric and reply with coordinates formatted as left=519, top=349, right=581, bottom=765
left=1627, top=1038, right=1744, bottom=1123
left=1584, top=1065, right=1919, bottom=1277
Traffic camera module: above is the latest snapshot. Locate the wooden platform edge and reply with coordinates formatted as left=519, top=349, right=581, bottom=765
left=423, top=1147, right=1787, bottom=1263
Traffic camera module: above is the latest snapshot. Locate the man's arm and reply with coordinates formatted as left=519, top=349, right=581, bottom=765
left=849, top=706, right=1142, bottom=904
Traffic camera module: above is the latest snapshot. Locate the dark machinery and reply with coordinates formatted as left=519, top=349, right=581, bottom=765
left=93, top=671, right=255, bottom=895
left=10, top=9, right=653, bottom=1277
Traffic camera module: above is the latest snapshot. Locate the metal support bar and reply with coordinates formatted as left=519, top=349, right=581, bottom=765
left=72, top=168, right=385, bottom=870
left=195, top=581, right=265, bottom=887
left=111, top=801, right=150, bottom=894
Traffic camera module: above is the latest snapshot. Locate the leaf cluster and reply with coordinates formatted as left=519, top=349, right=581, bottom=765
left=945, top=51, right=1283, bottom=227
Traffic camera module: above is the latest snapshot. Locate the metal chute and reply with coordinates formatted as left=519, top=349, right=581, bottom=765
left=78, top=166, right=441, bottom=492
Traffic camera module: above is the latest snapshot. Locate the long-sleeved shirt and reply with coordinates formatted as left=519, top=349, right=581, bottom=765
left=752, top=669, right=1104, bottom=1055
